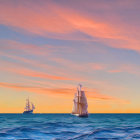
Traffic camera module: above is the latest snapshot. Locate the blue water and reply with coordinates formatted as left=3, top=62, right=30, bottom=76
left=0, top=114, right=140, bottom=140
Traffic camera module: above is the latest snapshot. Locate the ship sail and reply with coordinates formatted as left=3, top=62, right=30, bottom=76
left=72, top=92, right=79, bottom=114
left=31, top=103, right=35, bottom=110
left=23, top=98, right=35, bottom=114
left=72, top=84, right=88, bottom=117
left=25, top=98, right=31, bottom=111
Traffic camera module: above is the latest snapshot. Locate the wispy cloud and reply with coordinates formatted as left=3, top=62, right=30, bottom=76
left=0, top=39, right=85, bottom=80
left=108, top=64, right=140, bottom=76
left=0, top=82, right=129, bottom=104
left=0, top=59, right=83, bottom=81
left=0, top=1, right=140, bottom=52
left=51, top=57, right=106, bottom=72
left=0, top=40, right=48, bottom=56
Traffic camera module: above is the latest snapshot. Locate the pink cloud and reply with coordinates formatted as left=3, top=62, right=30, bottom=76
left=51, top=57, right=106, bottom=72
left=0, top=40, right=48, bottom=56
left=0, top=1, right=140, bottom=52
left=0, top=1, right=74, bottom=35
left=0, top=40, right=82, bottom=77
left=87, top=63, right=106, bottom=71
left=108, top=64, right=140, bottom=76
left=0, top=59, right=84, bottom=81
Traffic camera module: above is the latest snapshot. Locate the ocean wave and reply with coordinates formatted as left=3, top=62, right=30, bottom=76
left=0, top=132, right=8, bottom=137
left=0, top=114, right=139, bottom=140
left=67, top=126, right=140, bottom=140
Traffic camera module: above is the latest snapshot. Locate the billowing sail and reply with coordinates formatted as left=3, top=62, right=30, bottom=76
left=72, top=93, right=79, bottom=114
left=32, top=103, right=35, bottom=110
left=23, top=98, right=35, bottom=113
left=72, top=84, right=88, bottom=117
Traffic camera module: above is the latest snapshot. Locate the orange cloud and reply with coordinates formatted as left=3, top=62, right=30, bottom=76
left=0, top=82, right=129, bottom=104
left=19, top=69, right=71, bottom=80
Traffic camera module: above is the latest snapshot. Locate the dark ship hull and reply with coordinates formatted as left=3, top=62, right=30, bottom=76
left=72, top=113, right=88, bottom=118
left=23, top=110, right=33, bottom=114
left=78, top=114, right=88, bottom=118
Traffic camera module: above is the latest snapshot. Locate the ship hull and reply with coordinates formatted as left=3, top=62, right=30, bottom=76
left=72, top=113, right=88, bottom=118
left=78, top=114, right=88, bottom=117
left=23, top=110, right=33, bottom=114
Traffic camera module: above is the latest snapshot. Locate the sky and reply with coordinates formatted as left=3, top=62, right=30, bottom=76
left=0, top=0, right=140, bottom=113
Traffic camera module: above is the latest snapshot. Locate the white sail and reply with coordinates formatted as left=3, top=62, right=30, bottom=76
left=32, top=103, right=35, bottom=110
left=72, top=93, right=79, bottom=114
left=72, top=84, right=88, bottom=116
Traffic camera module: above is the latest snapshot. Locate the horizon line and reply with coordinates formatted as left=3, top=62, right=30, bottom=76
left=0, top=113, right=139, bottom=114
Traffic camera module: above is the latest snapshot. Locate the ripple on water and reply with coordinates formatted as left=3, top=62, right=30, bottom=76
left=0, top=114, right=139, bottom=140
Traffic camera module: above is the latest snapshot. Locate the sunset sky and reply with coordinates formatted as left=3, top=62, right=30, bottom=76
left=0, top=0, right=140, bottom=113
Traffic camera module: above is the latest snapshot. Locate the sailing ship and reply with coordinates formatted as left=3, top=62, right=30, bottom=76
left=72, top=84, right=88, bottom=117
left=23, top=98, right=35, bottom=114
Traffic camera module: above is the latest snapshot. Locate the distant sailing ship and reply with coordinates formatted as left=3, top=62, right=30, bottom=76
left=23, top=98, right=35, bottom=114
left=72, top=84, right=88, bottom=117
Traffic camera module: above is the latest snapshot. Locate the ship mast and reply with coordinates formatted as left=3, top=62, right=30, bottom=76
left=77, top=87, right=79, bottom=114
left=78, top=84, right=82, bottom=115
left=25, top=98, right=31, bottom=111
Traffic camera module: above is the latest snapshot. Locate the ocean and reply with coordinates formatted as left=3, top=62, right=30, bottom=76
left=0, top=114, right=139, bottom=140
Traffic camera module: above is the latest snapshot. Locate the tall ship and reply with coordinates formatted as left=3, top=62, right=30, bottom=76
left=23, top=98, right=35, bottom=114
left=72, top=84, right=88, bottom=117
